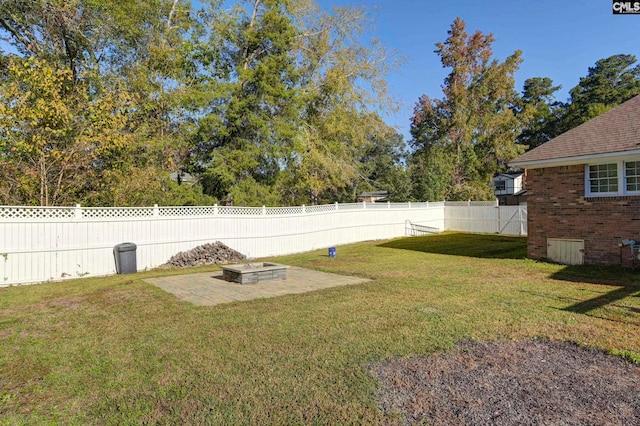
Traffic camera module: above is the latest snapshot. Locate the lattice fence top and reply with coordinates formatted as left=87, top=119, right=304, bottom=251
left=305, top=204, right=337, bottom=213
left=0, top=200, right=452, bottom=221
left=365, top=203, right=391, bottom=209
left=218, top=206, right=263, bottom=216
left=415, top=201, right=443, bottom=208
left=265, top=206, right=304, bottom=215
left=0, top=206, right=76, bottom=219
left=387, top=203, right=409, bottom=209
left=445, top=200, right=498, bottom=207
left=82, top=207, right=154, bottom=218
left=159, top=206, right=218, bottom=217
left=337, top=203, right=363, bottom=210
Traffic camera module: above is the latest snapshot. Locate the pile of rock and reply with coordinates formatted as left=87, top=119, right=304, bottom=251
left=163, top=242, right=246, bottom=268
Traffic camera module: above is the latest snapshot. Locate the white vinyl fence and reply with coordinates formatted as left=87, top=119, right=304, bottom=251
left=445, top=201, right=527, bottom=236
left=0, top=201, right=526, bottom=286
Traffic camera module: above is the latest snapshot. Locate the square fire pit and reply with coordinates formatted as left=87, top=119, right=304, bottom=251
left=220, top=262, right=289, bottom=284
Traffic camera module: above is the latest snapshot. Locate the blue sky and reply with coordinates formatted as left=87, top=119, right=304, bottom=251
left=318, top=0, right=640, bottom=139
left=2, top=1, right=636, bottom=140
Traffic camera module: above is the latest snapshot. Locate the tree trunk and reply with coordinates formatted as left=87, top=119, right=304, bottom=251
left=242, top=0, right=261, bottom=71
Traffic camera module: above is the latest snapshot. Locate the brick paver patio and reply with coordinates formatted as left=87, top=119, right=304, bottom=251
left=144, top=266, right=371, bottom=306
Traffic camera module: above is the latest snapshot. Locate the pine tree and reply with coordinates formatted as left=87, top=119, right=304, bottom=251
left=411, top=18, right=525, bottom=201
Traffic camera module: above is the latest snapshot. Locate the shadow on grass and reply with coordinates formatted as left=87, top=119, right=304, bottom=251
left=550, top=265, right=640, bottom=315
left=377, top=232, right=527, bottom=260
left=550, top=264, right=640, bottom=286
left=563, top=286, right=640, bottom=316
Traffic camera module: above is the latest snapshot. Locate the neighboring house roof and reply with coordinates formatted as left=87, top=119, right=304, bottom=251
left=510, top=95, right=640, bottom=169
left=358, top=191, right=389, bottom=197
left=494, top=172, right=523, bottom=179
left=357, top=190, right=389, bottom=203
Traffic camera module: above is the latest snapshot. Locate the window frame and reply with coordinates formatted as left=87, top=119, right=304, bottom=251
left=584, top=161, right=640, bottom=197
left=624, top=160, right=640, bottom=193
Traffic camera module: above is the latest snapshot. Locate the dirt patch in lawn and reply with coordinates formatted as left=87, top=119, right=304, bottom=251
left=370, top=339, right=640, bottom=425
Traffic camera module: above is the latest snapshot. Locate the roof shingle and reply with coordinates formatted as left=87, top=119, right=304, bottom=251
left=510, top=95, right=640, bottom=167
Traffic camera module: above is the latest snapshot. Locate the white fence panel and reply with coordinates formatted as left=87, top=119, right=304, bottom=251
left=444, top=203, right=527, bottom=236
left=445, top=205, right=498, bottom=234
left=497, top=206, right=528, bottom=236
left=0, top=202, right=526, bottom=287
left=0, top=203, right=448, bottom=286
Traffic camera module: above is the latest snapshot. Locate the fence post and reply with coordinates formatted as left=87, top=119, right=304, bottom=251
left=408, top=201, right=411, bottom=209
left=2, top=200, right=529, bottom=286
left=262, top=205, right=266, bottom=216
left=388, top=201, right=391, bottom=209
left=302, top=205, right=306, bottom=214
left=362, top=201, right=366, bottom=209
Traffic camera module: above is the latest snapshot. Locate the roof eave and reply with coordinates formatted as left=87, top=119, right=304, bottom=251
left=509, top=148, right=640, bottom=169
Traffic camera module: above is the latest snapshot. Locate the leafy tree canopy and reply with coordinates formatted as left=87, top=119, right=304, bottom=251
left=515, top=76, right=563, bottom=150
left=410, top=17, right=525, bottom=201
left=0, top=0, right=403, bottom=206
left=559, top=53, right=640, bottom=132
left=518, top=54, right=640, bottom=152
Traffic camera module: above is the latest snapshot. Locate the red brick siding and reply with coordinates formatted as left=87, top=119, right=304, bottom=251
left=526, top=165, right=640, bottom=266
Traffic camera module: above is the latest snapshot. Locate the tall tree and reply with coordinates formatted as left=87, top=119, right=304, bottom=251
left=288, top=4, right=397, bottom=205
left=195, top=0, right=302, bottom=205
left=0, top=0, right=397, bottom=206
left=0, top=57, right=135, bottom=205
left=410, top=18, right=525, bottom=201
left=408, top=141, right=452, bottom=202
left=516, top=77, right=562, bottom=150
left=559, top=54, right=640, bottom=132
left=0, top=0, right=211, bottom=205
left=195, top=0, right=397, bottom=206
left=0, top=0, right=91, bottom=79
left=515, top=54, right=640, bottom=149
left=357, top=122, right=411, bottom=201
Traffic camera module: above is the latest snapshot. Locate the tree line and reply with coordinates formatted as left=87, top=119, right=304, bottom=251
left=1, top=3, right=638, bottom=206
left=0, top=0, right=402, bottom=206
left=409, top=18, right=640, bottom=201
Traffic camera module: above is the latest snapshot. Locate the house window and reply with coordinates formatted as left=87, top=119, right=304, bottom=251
left=585, top=161, right=640, bottom=197
left=588, top=163, right=618, bottom=194
left=495, top=181, right=506, bottom=191
left=625, top=161, right=640, bottom=192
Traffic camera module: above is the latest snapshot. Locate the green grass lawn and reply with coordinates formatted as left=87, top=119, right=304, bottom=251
left=1, top=232, right=640, bottom=424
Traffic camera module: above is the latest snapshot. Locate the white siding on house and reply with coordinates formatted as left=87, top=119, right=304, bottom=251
left=494, top=174, right=523, bottom=196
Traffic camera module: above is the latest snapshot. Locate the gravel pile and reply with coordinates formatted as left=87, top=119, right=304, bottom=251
left=163, top=242, right=246, bottom=268
left=370, top=339, right=640, bottom=425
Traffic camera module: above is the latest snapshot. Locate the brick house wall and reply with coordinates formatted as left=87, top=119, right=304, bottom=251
left=527, top=165, right=640, bottom=267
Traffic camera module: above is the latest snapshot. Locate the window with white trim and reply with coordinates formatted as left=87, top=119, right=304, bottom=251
left=585, top=161, right=640, bottom=197
left=625, top=161, right=640, bottom=192
left=588, top=163, right=618, bottom=194
left=495, top=181, right=506, bottom=191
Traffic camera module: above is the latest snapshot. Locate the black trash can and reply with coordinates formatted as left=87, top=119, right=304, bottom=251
left=114, top=242, right=137, bottom=274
